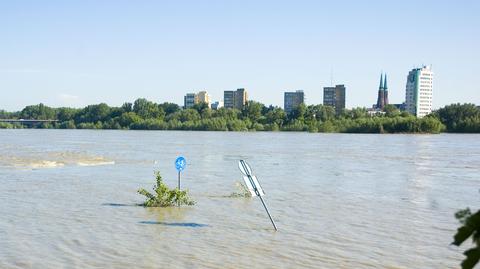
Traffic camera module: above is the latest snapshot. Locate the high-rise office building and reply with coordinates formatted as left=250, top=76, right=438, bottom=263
left=405, top=66, right=433, bottom=117
left=284, top=90, right=305, bottom=114
left=224, top=88, right=248, bottom=110
left=184, top=93, right=196, bottom=109
left=323, top=85, right=346, bottom=115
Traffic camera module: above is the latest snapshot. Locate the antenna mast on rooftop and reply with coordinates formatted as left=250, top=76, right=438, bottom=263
left=330, top=67, right=334, bottom=87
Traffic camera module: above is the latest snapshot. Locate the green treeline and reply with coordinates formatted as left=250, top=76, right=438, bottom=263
left=1, top=99, right=479, bottom=133
left=435, top=103, right=480, bottom=133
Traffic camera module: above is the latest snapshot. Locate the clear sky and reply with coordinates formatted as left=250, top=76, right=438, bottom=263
left=1, top=0, right=479, bottom=111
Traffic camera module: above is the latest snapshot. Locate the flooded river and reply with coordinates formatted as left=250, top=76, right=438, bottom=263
left=0, top=130, right=478, bottom=268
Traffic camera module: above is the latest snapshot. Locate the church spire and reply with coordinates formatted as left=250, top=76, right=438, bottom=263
left=383, top=73, right=389, bottom=106
left=379, top=73, right=384, bottom=90
left=376, top=73, right=385, bottom=109
left=383, top=73, right=388, bottom=90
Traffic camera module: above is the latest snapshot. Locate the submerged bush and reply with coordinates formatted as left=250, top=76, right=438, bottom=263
left=138, top=171, right=195, bottom=207
left=227, top=181, right=252, bottom=198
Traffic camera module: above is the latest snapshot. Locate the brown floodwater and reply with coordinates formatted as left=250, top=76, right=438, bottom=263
left=0, top=130, right=478, bottom=268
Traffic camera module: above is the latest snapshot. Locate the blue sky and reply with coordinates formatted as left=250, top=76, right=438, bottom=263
left=1, top=0, right=479, bottom=111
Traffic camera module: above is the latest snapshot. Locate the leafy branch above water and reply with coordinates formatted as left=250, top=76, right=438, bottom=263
left=138, top=171, right=195, bottom=207
left=453, top=208, right=480, bottom=269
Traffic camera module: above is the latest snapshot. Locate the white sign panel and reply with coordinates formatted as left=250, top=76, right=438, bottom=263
left=243, top=175, right=265, bottom=197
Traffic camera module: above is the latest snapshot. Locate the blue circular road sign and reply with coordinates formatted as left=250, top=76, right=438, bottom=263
left=175, top=156, right=186, bottom=172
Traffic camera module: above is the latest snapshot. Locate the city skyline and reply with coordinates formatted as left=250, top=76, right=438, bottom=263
left=1, top=1, right=479, bottom=111
left=0, top=63, right=456, bottom=112
left=0, top=61, right=441, bottom=114
left=1, top=64, right=443, bottom=111
left=0, top=72, right=423, bottom=113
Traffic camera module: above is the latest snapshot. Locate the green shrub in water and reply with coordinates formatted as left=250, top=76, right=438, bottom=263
left=138, top=171, right=195, bottom=207
left=228, top=181, right=252, bottom=198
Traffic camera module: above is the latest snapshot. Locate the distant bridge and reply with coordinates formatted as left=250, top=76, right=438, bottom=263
left=0, top=119, right=59, bottom=126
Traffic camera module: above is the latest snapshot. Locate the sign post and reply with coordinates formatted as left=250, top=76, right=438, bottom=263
left=238, top=160, right=277, bottom=231
left=175, top=156, right=186, bottom=206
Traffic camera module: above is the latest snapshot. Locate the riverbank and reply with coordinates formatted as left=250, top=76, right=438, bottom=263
left=1, top=102, right=479, bottom=133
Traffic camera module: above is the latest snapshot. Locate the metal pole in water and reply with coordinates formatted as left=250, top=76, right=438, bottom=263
left=240, top=160, right=278, bottom=231
left=177, top=171, right=181, bottom=207
left=258, top=194, right=277, bottom=231
left=175, top=156, right=186, bottom=207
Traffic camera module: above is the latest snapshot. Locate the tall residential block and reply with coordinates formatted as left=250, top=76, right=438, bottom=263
left=235, top=88, right=248, bottom=110
left=223, top=91, right=235, bottom=109
left=284, top=90, right=305, bottom=114
left=323, top=85, right=346, bottom=115
left=184, top=90, right=211, bottom=109
left=405, top=66, right=433, bottom=117
left=224, top=88, right=248, bottom=110
left=184, top=93, right=196, bottom=109
left=196, top=91, right=211, bottom=107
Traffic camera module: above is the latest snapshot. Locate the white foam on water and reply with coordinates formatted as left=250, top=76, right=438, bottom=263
left=77, top=160, right=115, bottom=166
left=2, top=151, right=116, bottom=169
left=29, top=161, right=65, bottom=169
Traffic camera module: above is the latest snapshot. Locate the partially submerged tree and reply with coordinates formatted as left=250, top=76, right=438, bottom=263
left=138, top=172, right=195, bottom=207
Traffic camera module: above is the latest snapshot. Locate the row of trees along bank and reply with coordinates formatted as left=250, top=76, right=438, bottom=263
left=1, top=99, right=479, bottom=133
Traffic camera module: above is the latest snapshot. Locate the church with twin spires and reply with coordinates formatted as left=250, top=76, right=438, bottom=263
left=375, top=73, right=389, bottom=110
